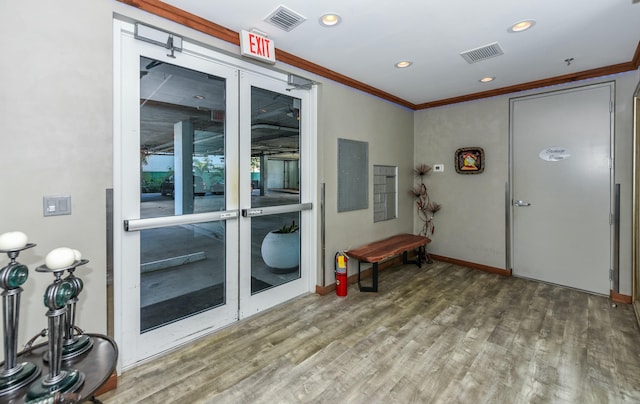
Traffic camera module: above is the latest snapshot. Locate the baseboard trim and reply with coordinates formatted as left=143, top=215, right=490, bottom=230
left=316, top=254, right=631, bottom=303
left=610, top=290, right=632, bottom=304
left=429, top=254, right=512, bottom=277
left=94, top=371, right=118, bottom=396
left=316, top=253, right=513, bottom=295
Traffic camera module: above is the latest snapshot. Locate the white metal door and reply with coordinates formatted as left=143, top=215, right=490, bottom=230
left=115, top=26, right=241, bottom=367
left=238, top=72, right=312, bottom=318
left=510, top=83, right=613, bottom=295
left=115, top=20, right=315, bottom=369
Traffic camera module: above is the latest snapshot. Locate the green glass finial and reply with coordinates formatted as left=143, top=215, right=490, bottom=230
left=0, top=263, right=29, bottom=289
left=43, top=281, right=74, bottom=310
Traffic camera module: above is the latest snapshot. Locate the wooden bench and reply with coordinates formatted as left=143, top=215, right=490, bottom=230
left=347, top=233, right=431, bottom=292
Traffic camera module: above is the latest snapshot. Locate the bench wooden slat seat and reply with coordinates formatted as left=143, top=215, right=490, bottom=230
left=347, top=233, right=431, bottom=292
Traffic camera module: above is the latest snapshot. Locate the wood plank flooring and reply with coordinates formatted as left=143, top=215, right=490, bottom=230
left=98, top=261, right=640, bottom=403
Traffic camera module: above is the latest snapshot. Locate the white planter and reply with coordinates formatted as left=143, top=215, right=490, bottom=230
left=261, top=231, right=300, bottom=273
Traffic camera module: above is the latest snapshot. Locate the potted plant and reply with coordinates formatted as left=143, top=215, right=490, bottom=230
left=261, top=220, right=300, bottom=273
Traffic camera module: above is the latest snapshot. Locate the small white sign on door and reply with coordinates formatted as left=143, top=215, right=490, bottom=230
left=539, top=147, right=571, bottom=162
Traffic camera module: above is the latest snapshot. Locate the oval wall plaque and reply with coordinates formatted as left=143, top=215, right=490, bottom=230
left=539, top=147, right=571, bottom=162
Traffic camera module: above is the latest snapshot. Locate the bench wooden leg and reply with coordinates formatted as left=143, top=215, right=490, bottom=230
left=358, top=261, right=378, bottom=292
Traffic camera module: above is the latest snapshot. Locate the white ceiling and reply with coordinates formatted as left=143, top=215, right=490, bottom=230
left=161, top=0, right=640, bottom=106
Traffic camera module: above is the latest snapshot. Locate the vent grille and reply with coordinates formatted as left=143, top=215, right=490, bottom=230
left=460, top=42, right=504, bottom=64
left=265, top=6, right=306, bottom=32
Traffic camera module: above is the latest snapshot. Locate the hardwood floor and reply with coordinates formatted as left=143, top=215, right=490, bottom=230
left=99, top=261, right=640, bottom=403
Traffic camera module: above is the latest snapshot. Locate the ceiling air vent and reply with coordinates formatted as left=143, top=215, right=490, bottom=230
left=265, top=6, right=306, bottom=32
left=460, top=42, right=504, bottom=64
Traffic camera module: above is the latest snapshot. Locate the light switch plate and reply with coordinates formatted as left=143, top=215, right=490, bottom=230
left=43, top=195, right=72, bottom=216
left=433, top=164, right=444, bottom=172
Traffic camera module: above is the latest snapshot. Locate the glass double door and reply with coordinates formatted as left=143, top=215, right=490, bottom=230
left=117, top=30, right=311, bottom=368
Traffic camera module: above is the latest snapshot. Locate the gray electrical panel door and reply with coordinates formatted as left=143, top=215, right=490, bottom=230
left=338, top=139, right=368, bottom=212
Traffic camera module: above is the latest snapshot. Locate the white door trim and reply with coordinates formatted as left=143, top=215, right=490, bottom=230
left=113, top=18, right=318, bottom=372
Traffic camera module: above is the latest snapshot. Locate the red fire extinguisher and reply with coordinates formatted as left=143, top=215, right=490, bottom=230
left=335, top=251, right=348, bottom=297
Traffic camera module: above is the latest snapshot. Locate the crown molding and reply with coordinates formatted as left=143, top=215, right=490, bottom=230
left=415, top=55, right=640, bottom=110
left=118, top=0, right=640, bottom=111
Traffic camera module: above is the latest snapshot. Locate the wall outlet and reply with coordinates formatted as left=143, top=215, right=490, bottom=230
left=433, top=164, right=444, bottom=172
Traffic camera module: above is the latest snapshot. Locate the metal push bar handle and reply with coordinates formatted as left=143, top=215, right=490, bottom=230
left=124, top=210, right=239, bottom=231
left=242, top=203, right=312, bottom=218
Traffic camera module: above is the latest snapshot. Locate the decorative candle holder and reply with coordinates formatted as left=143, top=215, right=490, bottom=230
left=61, top=261, right=93, bottom=360
left=42, top=260, right=93, bottom=362
left=27, top=262, right=85, bottom=400
left=0, top=243, right=41, bottom=396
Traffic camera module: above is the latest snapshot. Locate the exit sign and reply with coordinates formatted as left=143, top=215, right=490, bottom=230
left=240, top=30, right=276, bottom=64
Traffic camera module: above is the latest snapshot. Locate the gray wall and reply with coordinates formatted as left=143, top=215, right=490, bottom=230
left=414, top=72, right=640, bottom=295
left=414, top=96, right=509, bottom=268
left=316, top=82, right=415, bottom=286
left=1, top=1, right=114, bottom=345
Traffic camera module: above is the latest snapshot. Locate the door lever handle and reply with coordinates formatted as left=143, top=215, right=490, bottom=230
left=514, top=200, right=531, bottom=207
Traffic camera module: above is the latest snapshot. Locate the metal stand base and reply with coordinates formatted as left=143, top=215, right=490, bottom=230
left=44, top=334, right=94, bottom=362
left=10, top=334, right=117, bottom=402
left=63, top=335, right=94, bottom=360
left=0, top=361, right=40, bottom=396
left=26, top=369, right=85, bottom=401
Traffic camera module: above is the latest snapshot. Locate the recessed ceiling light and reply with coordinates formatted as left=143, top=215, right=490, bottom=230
left=395, top=61, right=413, bottom=69
left=193, top=95, right=205, bottom=100
left=508, top=19, right=536, bottom=33
left=319, top=13, right=341, bottom=27
left=479, top=77, right=495, bottom=83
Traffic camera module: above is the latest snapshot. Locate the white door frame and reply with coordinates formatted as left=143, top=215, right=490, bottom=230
left=113, top=19, right=318, bottom=372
